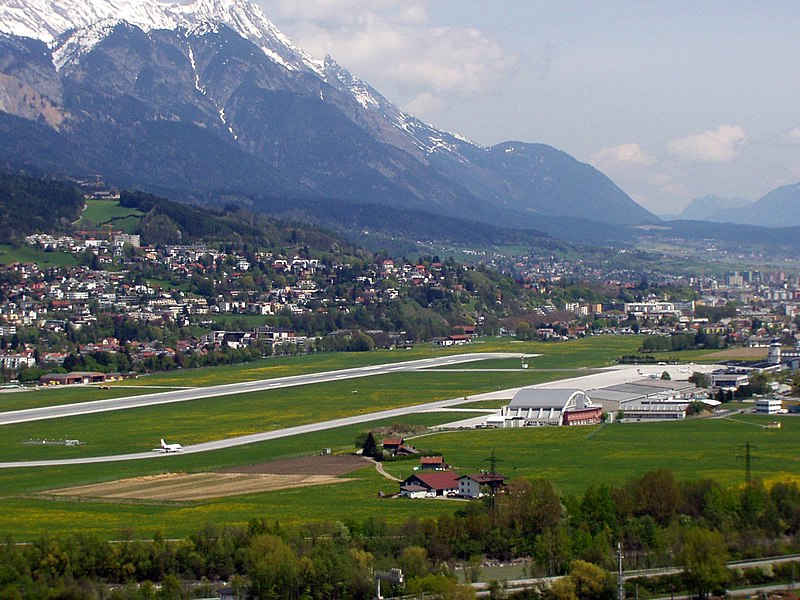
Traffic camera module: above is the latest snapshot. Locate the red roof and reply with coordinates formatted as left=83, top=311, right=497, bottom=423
left=420, top=456, right=444, bottom=465
left=405, top=471, right=460, bottom=491
left=382, top=438, right=404, bottom=446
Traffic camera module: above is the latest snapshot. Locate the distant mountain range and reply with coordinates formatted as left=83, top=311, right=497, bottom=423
left=0, top=0, right=656, bottom=243
left=670, top=184, right=800, bottom=228
left=675, top=195, right=753, bottom=222
left=2, top=0, right=799, bottom=252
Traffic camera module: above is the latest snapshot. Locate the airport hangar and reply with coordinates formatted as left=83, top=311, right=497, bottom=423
left=487, top=378, right=707, bottom=427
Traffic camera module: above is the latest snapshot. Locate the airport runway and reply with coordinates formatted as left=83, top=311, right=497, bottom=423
left=0, top=352, right=530, bottom=427
left=0, top=362, right=711, bottom=469
left=0, top=390, right=516, bottom=468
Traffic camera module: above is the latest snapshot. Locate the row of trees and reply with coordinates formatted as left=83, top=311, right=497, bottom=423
left=639, top=333, right=725, bottom=353
left=1, top=470, right=798, bottom=599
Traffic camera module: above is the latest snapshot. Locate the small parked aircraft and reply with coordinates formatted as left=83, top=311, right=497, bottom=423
left=160, top=438, right=183, bottom=452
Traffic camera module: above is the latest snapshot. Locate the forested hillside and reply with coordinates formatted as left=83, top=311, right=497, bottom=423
left=0, top=172, right=84, bottom=241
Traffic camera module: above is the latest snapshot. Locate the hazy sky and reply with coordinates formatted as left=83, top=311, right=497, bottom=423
left=256, top=1, right=800, bottom=215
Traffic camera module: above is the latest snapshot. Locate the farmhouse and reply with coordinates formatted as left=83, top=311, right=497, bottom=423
left=383, top=437, right=417, bottom=456
left=493, top=388, right=602, bottom=427
left=457, top=473, right=507, bottom=499
left=400, top=471, right=460, bottom=497
left=419, top=456, right=446, bottom=470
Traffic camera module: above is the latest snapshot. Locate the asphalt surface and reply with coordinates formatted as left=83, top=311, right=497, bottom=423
left=0, top=352, right=522, bottom=427
left=0, top=359, right=716, bottom=469
left=0, top=352, right=527, bottom=469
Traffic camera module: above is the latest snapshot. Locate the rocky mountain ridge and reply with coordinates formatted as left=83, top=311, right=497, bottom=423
left=0, top=0, right=656, bottom=238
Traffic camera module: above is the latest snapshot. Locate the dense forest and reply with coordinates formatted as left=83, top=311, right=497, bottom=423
left=0, top=172, right=84, bottom=242
left=1, top=469, right=798, bottom=599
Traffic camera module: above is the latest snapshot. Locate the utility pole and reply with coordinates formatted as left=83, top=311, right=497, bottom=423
left=483, top=449, right=502, bottom=512
left=617, top=543, right=625, bottom=600
left=737, top=441, right=758, bottom=484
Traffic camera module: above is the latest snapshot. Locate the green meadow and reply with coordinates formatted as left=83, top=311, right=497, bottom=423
left=0, top=335, right=767, bottom=540
left=386, top=414, right=800, bottom=495
left=69, top=336, right=648, bottom=389
left=77, top=199, right=144, bottom=233
left=0, top=386, right=158, bottom=412
left=0, top=336, right=646, bottom=413
left=3, top=413, right=798, bottom=540
left=0, top=369, right=567, bottom=461
left=0, top=244, right=80, bottom=268
left=0, top=412, right=484, bottom=539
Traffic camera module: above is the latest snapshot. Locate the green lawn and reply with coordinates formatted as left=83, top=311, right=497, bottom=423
left=0, top=385, right=158, bottom=412
left=77, top=199, right=144, bottom=231
left=112, top=336, right=647, bottom=389
left=0, top=336, right=641, bottom=412
left=0, top=370, right=565, bottom=462
left=0, top=412, right=485, bottom=539
left=0, top=334, right=762, bottom=541
left=382, top=414, right=800, bottom=495
left=0, top=244, right=80, bottom=268
left=3, top=413, right=798, bottom=540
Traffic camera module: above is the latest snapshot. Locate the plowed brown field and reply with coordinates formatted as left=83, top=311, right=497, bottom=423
left=45, top=454, right=370, bottom=501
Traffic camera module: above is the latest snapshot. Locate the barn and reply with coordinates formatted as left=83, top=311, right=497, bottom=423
left=400, top=471, right=460, bottom=497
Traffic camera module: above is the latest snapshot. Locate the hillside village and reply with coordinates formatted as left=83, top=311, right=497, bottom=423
left=1, top=218, right=800, bottom=384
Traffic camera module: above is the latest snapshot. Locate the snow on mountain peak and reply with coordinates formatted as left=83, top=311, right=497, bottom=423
left=0, top=0, right=474, bottom=161
left=0, top=0, right=323, bottom=75
left=51, top=18, right=126, bottom=72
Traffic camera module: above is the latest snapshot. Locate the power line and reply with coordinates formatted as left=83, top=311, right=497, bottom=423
left=737, top=441, right=759, bottom=484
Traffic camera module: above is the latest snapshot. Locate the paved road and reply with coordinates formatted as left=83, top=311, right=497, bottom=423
left=470, top=554, right=800, bottom=597
left=0, top=361, right=712, bottom=469
left=0, top=352, right=521, bottom=427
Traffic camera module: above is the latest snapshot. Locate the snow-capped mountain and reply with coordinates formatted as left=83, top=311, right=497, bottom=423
left=0, top=0, right=460, bottom=159
left=0, top=0, right=655, bottom=237
left=0, top=0, right=321, bottom=72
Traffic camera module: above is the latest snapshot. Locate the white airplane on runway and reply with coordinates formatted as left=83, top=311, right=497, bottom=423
left=160, top=438, right=182, bottom=452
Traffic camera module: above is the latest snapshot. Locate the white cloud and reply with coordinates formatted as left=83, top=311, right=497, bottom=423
left=783, top=127, right=800, bottom=145
left=404, top=91, right=446, bottom=116
left=590, top=143, right=656, bottom=171
left=667, top=125, right=745, bottom=162
left=258, top=0, right=517, bottom=118
left=261, top=1, right=425, bottom=27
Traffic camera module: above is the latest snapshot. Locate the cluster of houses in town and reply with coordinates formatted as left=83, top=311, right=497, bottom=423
left=17, top=230, right=509, bottom=322
left=1, top=220, right=800, bottom=385
left=1, top=234, right=503, bottom=374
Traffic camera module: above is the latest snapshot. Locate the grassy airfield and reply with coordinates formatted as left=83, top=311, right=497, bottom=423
left=2, top=336, right=793, bottom=541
